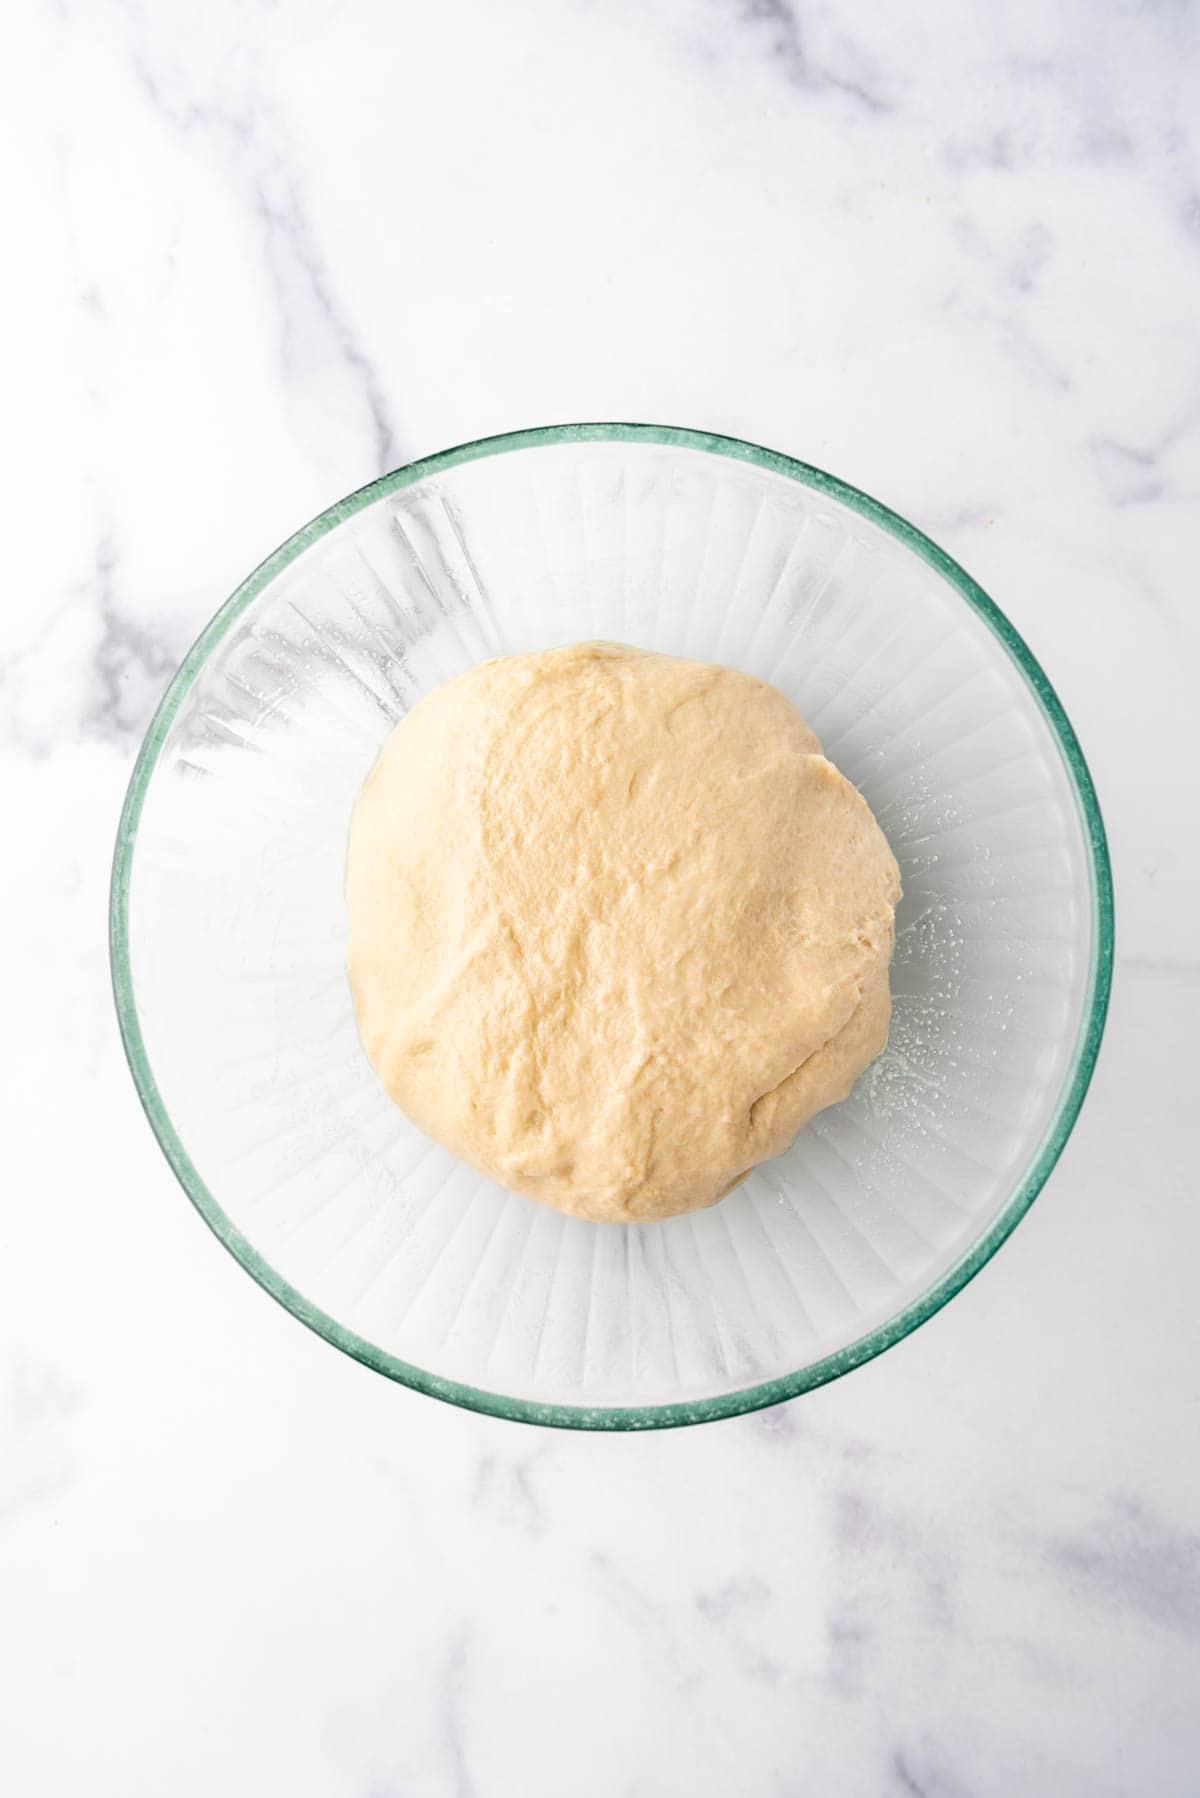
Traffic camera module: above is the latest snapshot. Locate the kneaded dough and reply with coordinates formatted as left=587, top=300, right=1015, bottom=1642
left=347, top=642, right=900, bottom=1222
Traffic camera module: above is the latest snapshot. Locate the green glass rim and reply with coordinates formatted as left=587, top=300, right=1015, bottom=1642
left=109, top=422, right=1114, bottom=1431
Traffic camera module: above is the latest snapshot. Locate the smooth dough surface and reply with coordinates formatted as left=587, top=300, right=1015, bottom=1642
left=347, top=642, right=901, bottom=1222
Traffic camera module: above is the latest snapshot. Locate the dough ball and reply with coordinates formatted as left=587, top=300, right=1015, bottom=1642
left=347, top=643, right=900, bottom=1222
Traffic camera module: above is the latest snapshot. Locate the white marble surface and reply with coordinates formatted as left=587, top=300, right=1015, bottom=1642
left=4, top=0, right=1199, bottom=1791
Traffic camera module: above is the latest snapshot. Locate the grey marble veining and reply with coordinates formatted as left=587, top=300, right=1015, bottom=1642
left=3, top=0, right=1199, bottom=1792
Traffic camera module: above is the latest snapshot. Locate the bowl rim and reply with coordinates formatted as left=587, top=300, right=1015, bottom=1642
left=110, top=421, right=1114, bottom=1430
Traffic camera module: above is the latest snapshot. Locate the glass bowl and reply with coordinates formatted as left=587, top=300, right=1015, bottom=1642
left=111, top=425, right=1112, bottom=1428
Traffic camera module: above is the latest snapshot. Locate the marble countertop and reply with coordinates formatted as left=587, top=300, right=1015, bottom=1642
left=5, top=1, right=1199, bottom=1792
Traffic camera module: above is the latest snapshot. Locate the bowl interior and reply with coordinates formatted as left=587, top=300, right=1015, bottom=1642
left=116, top=429, right=1108, bottom=1425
